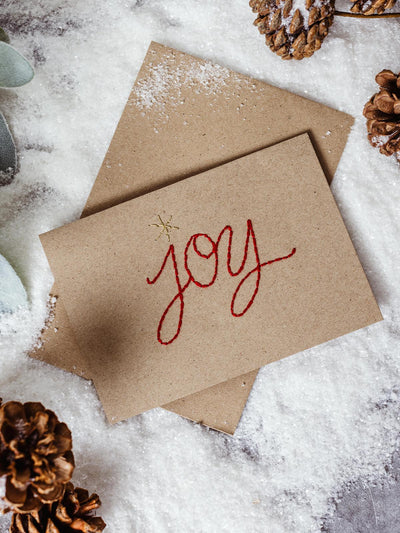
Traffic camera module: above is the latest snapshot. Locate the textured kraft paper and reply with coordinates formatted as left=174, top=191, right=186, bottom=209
left=40, top=134, right=382, bottom=424
left=32, top=41, right=355, bottom=434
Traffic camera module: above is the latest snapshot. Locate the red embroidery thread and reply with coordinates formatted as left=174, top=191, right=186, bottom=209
left=146, top=219, right=296, bottom=345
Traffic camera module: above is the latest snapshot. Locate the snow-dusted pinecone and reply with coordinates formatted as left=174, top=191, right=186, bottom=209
left=250, top=0, right=335, bottom=60
left=351, top=0, right=397, bottom=15
left=0, top=401, right=74, bottom=513
left=10, top=482, right=106, bottom=533
left=364, top=69, right=400, bottom=160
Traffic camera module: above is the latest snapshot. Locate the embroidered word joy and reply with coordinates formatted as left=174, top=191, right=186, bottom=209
left=146, top=219, right=296, bottom=345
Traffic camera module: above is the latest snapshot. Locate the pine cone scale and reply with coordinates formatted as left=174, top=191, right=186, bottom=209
left=376, top=70, right=398, bottom=89
left=375, top=90, right=397, bottom=114
left=46, top=520, right=59, bottom=533
left=289, top=9, right=304, bottom=35
left=307, top=7, right=316, bottom=25
left=282, top=0, right=292, bottom=18
left=9, top=463, right=30, bottom=490
left=53, top=424, right=73, bottom=456
left=5, top=477, right=27, bottom=505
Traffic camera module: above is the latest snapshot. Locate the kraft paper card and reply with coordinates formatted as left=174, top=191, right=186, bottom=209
left=40, top=134, right=382, bottom=423
left=33, top=41, right=355, bottom=434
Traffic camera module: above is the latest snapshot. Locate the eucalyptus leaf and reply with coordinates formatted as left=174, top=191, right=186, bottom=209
left=0, top=27, right=10, bottom=44
left=0, top=111, right=16, bottom=185
left=0, top=253, right=28, bottom=314
left=0, top=41, right=34, bottom=87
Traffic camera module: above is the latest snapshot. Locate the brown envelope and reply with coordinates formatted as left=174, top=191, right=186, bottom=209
left=39, top=134, right=382, bottom=424
left=32, top=42, right=355, bottom=434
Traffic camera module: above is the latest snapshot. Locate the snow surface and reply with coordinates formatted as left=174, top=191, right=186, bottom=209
left=0, top=1, right=400, bottom=531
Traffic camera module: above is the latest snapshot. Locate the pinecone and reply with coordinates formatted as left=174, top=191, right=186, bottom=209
left=250, top=0, right=335, bottom=60
left=0, top=401, right=74, bottom=513
left=364, top=69, right=400, bottom=160
left=10, top=482, right=106, bottom=533
left=351, top=0, right=397, bottom=15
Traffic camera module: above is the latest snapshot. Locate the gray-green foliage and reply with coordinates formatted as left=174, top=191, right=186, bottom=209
left=0, top=29, right=34, bottom=178
left=0, top=41, right=34, bottom=88
left=0, top=29, right=31, bottom=307
left=0, top=111, right=17, bottom=184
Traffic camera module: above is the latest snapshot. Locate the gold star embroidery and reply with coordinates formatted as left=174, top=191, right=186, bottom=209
left=149, top=215, right=179, bottom=242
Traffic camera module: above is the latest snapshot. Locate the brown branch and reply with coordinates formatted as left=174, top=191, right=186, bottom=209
left=335, top=10, right=400, bottom=17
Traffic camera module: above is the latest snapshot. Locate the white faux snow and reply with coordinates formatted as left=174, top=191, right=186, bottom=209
left=0, top=1, right=400, bottom=532
left=131, top=55, right=253, bottom=132
left=133, top=60, right=233, bottom=113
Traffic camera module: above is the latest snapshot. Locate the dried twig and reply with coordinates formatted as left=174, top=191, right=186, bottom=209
left=335, top=9, right=400, bottom=17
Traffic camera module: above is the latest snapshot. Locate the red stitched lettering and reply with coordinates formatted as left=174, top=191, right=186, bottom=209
left=146, top=219, right=296, bottom=345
